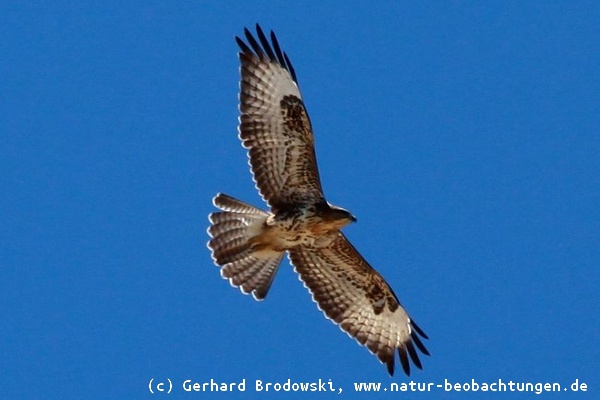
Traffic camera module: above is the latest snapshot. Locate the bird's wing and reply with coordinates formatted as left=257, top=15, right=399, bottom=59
left=288, top=233, right=429, bottom=376
left=236, top=24, right=324, bottom=210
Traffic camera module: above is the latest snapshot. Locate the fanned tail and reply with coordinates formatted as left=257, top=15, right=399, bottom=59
left=207, top=193, right=284, bottom=300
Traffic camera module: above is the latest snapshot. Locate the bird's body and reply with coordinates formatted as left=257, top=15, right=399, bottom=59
left=212, top=195, right=354, bottom=254
left=254, top=201, right=355, bottom=251
left=207, top=25, right=429, bottom=376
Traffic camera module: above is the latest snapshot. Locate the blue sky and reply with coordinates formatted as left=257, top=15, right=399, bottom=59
left=2, top=1, right=599, bottom=399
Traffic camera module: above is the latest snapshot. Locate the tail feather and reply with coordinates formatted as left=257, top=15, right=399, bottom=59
left=221, top=252, right=284, bottom=300
left=209, top=225, right=255, bottom=264
left=208, top=217, right=248, bottom=241
left=213, top=193, right=267, bottom=214
left=207, top=193, right=284, bottom=300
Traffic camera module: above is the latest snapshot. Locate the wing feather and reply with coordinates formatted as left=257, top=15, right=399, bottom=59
left=288, top=233, right=429, bottom=376
left=237, top=24, right=323, bottom=209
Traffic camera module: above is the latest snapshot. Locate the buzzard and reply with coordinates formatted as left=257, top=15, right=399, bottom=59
left=207, top=24, right=429, bottom=376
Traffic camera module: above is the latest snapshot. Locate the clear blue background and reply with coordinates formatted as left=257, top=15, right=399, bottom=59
left=2, top=1, right=598, bottom=399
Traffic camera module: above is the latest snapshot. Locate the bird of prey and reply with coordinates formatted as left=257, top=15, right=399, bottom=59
left=207, top=24, right=429, bottom=376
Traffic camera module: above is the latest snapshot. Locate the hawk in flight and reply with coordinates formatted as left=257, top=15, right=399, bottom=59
left=207, top=25, right=429, bottom=376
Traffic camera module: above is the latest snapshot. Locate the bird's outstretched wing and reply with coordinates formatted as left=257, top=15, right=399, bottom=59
left=288, top=233, right=429, bottom=376
left=236, top=24, right=324, bottom=210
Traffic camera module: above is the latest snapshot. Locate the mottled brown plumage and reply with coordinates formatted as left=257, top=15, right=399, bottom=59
left=207, top=24, right=429, bottom=376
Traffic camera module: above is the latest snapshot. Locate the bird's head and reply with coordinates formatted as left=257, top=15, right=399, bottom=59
left=323, top=204, right=357, bottom=229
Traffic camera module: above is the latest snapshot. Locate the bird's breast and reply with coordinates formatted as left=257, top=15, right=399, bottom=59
left=258, top=207, right=339, bottom=249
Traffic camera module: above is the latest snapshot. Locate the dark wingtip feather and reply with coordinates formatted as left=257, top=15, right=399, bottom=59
left=411, top=330, right=430, bottom=356
left=405, top=341, right=422, bottom=370
left=283, top=51, right=297, bottom=83
left=398, top=344, right=411, bottom=376
left=386, top=359, right=395, bottom=376
left=243, top=26, right=263, bottom=57
left=411, top=319, right=428, bottom=340
left=235, top=36, right=252, bottom=55
left=236, top=24, right=298, bottom=84
left=255, top=24, right=276, bottom=61
left=269, top=30, right=284, bottom=63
